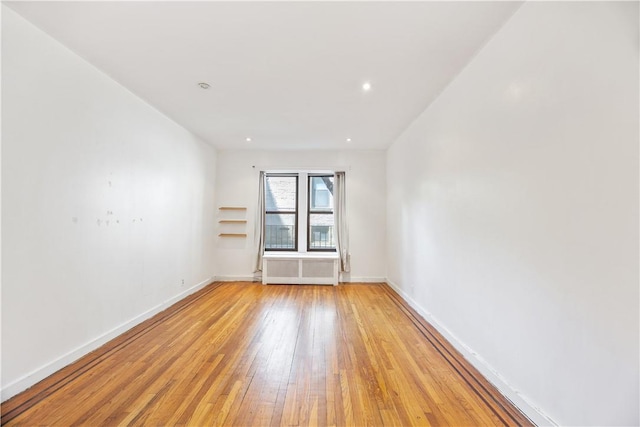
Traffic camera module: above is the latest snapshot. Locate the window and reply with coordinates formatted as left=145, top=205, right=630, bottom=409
left=265, top=174, right=298, bottom=251
left=308, top=175, right=335, bottom=251
left=263, top=172, right=336, bottom=252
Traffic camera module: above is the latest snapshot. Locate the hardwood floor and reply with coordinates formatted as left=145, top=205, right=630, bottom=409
left=2, top=282, right=532, bottom=426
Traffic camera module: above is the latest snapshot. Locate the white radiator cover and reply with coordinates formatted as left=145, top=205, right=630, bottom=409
left=262, top=252, right=339, bottom=285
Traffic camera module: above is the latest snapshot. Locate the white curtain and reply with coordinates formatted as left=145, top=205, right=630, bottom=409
left=254, top=171, right=266, bottom=272
left=334, top=171, right=350, bottom=272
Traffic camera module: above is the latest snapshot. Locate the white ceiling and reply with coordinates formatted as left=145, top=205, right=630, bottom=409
left=6, top=1, right=521, bottom=150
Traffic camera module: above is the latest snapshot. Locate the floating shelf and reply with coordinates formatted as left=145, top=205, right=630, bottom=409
left=218, top=206, right=247, bottom=237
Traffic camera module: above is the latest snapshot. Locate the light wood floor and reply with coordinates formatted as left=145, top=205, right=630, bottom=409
left=2, top=282, right=532, bottom=426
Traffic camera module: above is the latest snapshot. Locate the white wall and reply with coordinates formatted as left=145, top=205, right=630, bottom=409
left=386, top=2, right=638, bottom=426
left=215, top=150, right=386, bottom=282
left=1, top=6, right=217, bottom=399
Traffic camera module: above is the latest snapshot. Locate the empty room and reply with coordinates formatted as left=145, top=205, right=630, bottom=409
left=1, top=1, right=638, bottom=426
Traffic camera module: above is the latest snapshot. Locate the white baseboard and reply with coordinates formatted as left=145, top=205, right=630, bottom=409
left=1, top=277, right=213, bottom=402
left=385, top=278, right=557, bottom=427
left=215, top=275, right=260, bottom=282
left=214, top=275, right=385, bottom=284
left=342, top=276, right=386, bottom=283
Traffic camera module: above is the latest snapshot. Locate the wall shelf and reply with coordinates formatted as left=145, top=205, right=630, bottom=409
left=218, top=206, right=247, bottom=238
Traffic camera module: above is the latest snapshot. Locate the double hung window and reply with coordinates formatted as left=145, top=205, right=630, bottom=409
left=264, top=174, right=298, bottom=251
left=264, top=172, right=335, bottom=252
left=308, top=175, right=335, bottom=251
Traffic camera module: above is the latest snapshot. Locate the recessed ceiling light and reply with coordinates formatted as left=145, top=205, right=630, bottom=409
left=246, top=137, right=252, bottom=142
left=362, top=81, right=372, bottom=92
left=198, top=82, right=210, bottom=89
left=346, top=138, right=352, bottom=143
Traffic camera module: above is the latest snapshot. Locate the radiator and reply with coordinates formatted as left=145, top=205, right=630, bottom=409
left=262, top=253, right=339, bottom=285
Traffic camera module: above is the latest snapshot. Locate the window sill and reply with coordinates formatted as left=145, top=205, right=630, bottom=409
left=263, top=252, right=338, bottom=260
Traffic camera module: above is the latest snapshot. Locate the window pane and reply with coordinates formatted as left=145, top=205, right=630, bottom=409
left=309, top=213, right=335, bottom=250
left=310, top=176, right=333, bottom=211
left=265, top=213, right=296, bottom=249
left=266, top=176, right=297, bottom=212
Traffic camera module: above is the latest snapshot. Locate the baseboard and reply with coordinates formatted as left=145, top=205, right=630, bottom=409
left=385, top=278, right=557, bottom=427
left=342, top=276, right=386, bottom=283
left=214, top=274, right=385, bottom=284
left=1, top=277, right=214, bottom=402
left=215, top=275, right=260, bottom=282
